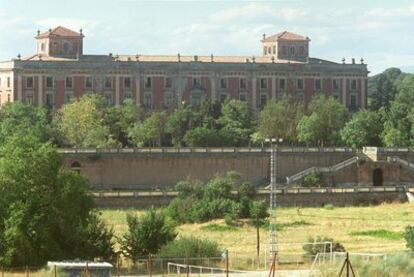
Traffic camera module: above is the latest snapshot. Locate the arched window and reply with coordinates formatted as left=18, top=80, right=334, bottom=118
left=71, top=161, right=81, bottom=174
left=264, top=47, right=267, bottom=55
left=290, top=46, right=296, bottom=55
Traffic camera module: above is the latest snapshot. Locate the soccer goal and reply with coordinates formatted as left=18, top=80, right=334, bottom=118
left=311, top=251, right=387, bottom=269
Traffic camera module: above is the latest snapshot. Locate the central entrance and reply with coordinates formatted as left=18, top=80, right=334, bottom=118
left=373, top=168, right=383, bottom=186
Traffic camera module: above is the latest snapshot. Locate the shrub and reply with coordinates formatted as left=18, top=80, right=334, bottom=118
left=200, top=224, right=238, bottom=232
left=351, top=229, right=402, bottom=241
left=404, top=225, right=414, bottom=251
left=323, top=204, right=335, bottom=210
left=158, top=236, right=221, bottom=258
left=302, top=172, right=323, bottom=187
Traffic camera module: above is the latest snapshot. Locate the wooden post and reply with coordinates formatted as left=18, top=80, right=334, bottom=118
left=86, top=261, right=89, bottom=277
left=148, top=254, right=153, bottom=277
left=26, top=265, right=29, bottom=277
left=54, top=265, right=57, bottom=277
left=117, top=253, right=120, bottom=277
left=225, top=250, right=229, bottom=277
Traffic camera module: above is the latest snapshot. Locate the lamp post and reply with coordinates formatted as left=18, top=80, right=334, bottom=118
left=265, top=138, right=283, bottom=266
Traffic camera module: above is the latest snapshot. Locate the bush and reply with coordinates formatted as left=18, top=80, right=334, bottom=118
left=323, top=204, right=335, bottom=210
left=404, top=225, right=414, bottom=251
left=302, top=172, right=323, bottom=187
left=158, top=236, right=221, bottom=258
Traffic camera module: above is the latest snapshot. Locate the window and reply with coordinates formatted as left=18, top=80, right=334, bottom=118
left=46, top=93, right=54, bottom=108
left=26, top=77, right=34, bottom=88
left=239, top=93, right=246, bottom=101
left=46, top=76, right=54, bottom=88
left=192, top=77, right=201, bottom=87
left=124, top=91, right=132, bottom=101
left=260, top=78, right=268, bottom=90
left=220, top=93, right=227, bottom=103
left=145, top=77, right=152, bottom=89
left=144, top=92, right=152, bottom=108
left=7, top=94, right=10, bottom=102
left=64, top=92, right=74, bottom=103
left=260, top=94, right=267, bottom=108
left=26, top=93, right=33, bottom=104
left=7, top=77, right=10, bottom=88
left=273, top=46, right=276, bottom=54
left=165, top=77, right=173, bottom=89
left=71, top=162, right=81, bottom=174
left=105, top=76, right=112, bottom=89
left=351, top=79, right=357, bottom=90
left=332, top=92, right=340, bottom=101
left=85, top=76, right=93, bottom=89
left=240, top=78, right=247, bottom=90
left=104, top=92, right=112, bottom=105
left=290, top=46, right=296, bottom=55
left=220, top=78, right=227, bottom=89
left=124, top=77, right=131, bottom=89
left=315, top=79, right=322, bottom=91
left=164, top=92, right=174, bottom=107
left=350, top=94, right=357, bottom=109
left=41, top=43, right=45, bottom=51
left=332, top=79, right=340, bottom=90
left=264, top=47, right=267, bottom=55
left=297, top=79, right=304, bottom=90
left=299, top=46, right=304, bottom=55
left=296, top=92, right=304, bottom=102
left=282, top=46, right=287, bottom=55
left=279, top=79, right=286, bottom=90
left=63, top=42, right=70, bottom=53
left=65, top=77, right=73, bottom=89
left=190, top=91, right=202, bottom=106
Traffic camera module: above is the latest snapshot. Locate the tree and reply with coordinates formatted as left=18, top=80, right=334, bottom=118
left=250, top=201, right=269, bottom=259
left=0, top=102, right=53, bottom=144
left=105, top=99, right=144, bottom=146
left=165, top=106, right=194, bottom=146
left=381, top=75, right=414, bottom=147
left=54, top=94, right=118, bottom=147
left=370, top=74, right=396, bottom=111
left=128, top=111, right=167, bottom=147
left=404, top=225, right=414, bottom=251
left=120, top=209, right=177, bottom=259
left=297, top=96, right=348, bottom=146
left=340, top=110, right=383, bottom=148
left=257, top=98, right=304, bottom=143
left=0, top=134, right=114, bottom=267
left=217, top=100, right=253, bottom=146
left=183, top=126, right=220, bottom=147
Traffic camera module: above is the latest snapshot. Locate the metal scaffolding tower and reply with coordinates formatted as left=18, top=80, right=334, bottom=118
left=266, top=138, right=281, bottom=258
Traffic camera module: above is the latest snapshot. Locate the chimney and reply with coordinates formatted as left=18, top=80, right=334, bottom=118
left=352, top=58, right=355, bottom=64
left=262, top=33, right=266, bottom=40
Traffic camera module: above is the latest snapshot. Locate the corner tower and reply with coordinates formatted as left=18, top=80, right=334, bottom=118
left=261, top=31, right=310, bottom=62
left=35, top=26, right=84, bottom=59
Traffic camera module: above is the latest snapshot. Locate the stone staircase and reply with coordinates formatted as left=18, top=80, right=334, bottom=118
left=286, top=156, right=360, bottom=184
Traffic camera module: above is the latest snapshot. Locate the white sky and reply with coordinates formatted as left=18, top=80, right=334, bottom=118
left=0, top=0, right=413, bottom=75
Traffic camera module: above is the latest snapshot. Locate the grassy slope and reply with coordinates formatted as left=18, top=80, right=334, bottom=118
left=101, top=203, right=413, bottom=257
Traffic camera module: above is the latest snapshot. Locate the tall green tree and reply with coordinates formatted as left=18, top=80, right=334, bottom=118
left=105, top=99, right=144, bottom=146
left=340, top=110, right=383, bottom=148
left=218, top=100, right=253, bottom=146
left=120, top=209, right=177, bottom=259
left=370, top=74, right=397, bottom=111
left=54, top=94, right=119, bottom=147
left=128, top=111, right=167, bottom=147
left=0, top=135, right=114, bottom=267
left=165, top=106, right=194, bottom=146
left=257, top=98, right=304, bottom=143
left=381, top=75, right=414, bottom=147
left=297, top=95, right=348, bottom=146
left=0, top=102, right=53, bottom=143
left=250, top=201, right=269, bottom=259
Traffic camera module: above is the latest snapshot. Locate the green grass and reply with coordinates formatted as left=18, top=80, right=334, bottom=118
left=350, top=229, right=403, bottom=240
left=261, top=220, right=312, bottom=230
left=200, top=223, right=239, bottom=232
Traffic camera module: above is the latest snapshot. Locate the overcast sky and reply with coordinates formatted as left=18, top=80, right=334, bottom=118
left=0, top=0, right=413, bottom=75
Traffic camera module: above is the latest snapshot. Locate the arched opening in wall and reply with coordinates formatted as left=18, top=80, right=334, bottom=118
left=373, top=168, right=383, bottom=186
left=71, top=161, right=81, bottom=174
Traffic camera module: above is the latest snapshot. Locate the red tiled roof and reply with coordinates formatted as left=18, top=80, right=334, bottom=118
left=36, top=26, right=83, bottom=39
left=262, top=31, right=308, bottom=42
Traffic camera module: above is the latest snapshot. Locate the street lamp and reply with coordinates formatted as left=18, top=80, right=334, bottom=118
left=265, top=138, right=283, bottom=267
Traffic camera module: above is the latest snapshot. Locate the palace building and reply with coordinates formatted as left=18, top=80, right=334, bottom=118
left=0, top=26, right=368, bottom=111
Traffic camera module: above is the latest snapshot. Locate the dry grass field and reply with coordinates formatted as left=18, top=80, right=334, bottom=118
left=101, top=202, right=413, bottom=258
